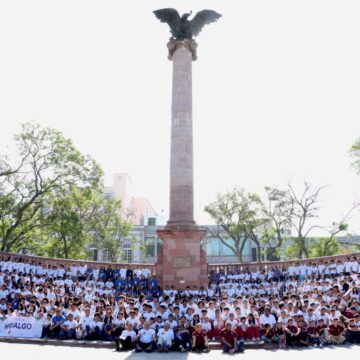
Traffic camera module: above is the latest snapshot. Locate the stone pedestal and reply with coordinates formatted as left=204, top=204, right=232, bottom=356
left=156, top=228, right=208, bottom=289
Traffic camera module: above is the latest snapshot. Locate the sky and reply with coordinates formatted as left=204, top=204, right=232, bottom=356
left=0, top=0, right=360, bottom=235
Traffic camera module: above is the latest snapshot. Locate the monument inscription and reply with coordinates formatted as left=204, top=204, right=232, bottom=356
left=173, top=256, right=191, bottom=268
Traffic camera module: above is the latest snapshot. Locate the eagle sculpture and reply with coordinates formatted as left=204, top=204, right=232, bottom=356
left=153, top=8, right=221, bottom=40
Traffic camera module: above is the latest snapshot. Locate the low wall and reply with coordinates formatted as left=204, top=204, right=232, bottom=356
left=0, top=251, right=155, bottom=272
left=208, top=252, right=360, bottom=273
left=1, top=251, right=359, bottom=276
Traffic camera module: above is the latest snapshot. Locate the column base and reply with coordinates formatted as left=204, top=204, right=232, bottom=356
left=156, top=227, right=208, bottom=289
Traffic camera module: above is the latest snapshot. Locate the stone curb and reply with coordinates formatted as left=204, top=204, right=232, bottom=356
left=0, top=337, right=278, bottom=350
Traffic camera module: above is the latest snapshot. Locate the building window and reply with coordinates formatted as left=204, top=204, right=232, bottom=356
left=145, top=238, right=155, bottom=258
left=222, top=238, right=236, bottom=256
left=102, top=250, right=112, bottom=262
left=122, top=244, right=132, bottom=263
left=205, top=238, right=220, bottom=257
left=147, top=217, right=156, bottom=226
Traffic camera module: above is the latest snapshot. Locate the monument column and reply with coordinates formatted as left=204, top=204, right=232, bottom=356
left=156, top=39, right=208, bottom=288
left=167, top=39, right=196, bottom=230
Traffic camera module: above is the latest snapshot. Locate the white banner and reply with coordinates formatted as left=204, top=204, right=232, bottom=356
left=0, top=316, right=43, bottom=338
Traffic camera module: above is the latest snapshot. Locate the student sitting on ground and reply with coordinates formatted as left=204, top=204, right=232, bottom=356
left=59, top=313, right=77, bottom=339
left=307, top=320, right=321, bottom=347
left=115, top=322, right=136, bottom=352
left=285, top=318, right=300, bottom=347
left=191, top=323, right=210, bottom=353
left=261, top=323, right=278, bottom=344
left=328, top=318, right=345, bottom=345
left=157, top=322, right=174, bottom=352
left=135, top=321, right=157, bottom=352
left=219, top=321, right=245, bottom=354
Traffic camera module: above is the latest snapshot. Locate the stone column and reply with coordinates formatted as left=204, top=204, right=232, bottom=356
left=156, top=39, right=208, bottom=288
left=166, top=39, right=197, bottom=231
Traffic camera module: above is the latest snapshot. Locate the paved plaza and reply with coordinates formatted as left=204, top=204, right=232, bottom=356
left=1, top=342, right=359, bottom=360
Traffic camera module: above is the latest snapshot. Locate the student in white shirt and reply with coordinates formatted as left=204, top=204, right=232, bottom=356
left=115, top=322, right=136, bottom=351
left=136, top=321, right=156, bottom=352
left=157, top=322, right=174, bottom=352
left=59, top=314, right=77, bottom=339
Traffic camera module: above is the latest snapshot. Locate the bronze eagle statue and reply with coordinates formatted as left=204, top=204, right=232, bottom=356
left=153, top=8, right=221, bottom=40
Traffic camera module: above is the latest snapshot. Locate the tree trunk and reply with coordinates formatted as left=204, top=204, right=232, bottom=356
left=257, top=242, right=262, bottom=262
left=236, top=250, right=243, bottom=263
left=62, top=235, right=69, bottom=259
left=297, top=237, right=309, bottom=259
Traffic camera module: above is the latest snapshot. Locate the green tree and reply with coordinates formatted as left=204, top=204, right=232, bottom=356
left=309, top=237, right=340, bottom=257
left=0, top=121, right=103, bottom=252
left=92, top=197, right=132, bottom=263
left=205, top=188, right=268, bottom=263
left=39, top=187, right=100, bottom=259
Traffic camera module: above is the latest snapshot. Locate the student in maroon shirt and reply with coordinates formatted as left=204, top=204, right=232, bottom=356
left=285, top=318, right=300, bottom=346
left=191, top=323, right=210, bottom=353
left=296, top=318, right=309, bottom=347
left=219, top=321, right=245, bottom=354
left=307, top=320, right=321, bottom=347
left=328, top=318, right=345, bottom=344
left=261, top=323, right=277, bottom=344
left=316, top=319, right=330, bottom=345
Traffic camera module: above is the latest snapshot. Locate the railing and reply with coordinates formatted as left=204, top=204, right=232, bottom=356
left=0, top=251, right=156, bottom=272
left=207, top=252, right=360, bottom=274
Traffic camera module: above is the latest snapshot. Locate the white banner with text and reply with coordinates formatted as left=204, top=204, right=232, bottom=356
left=0, top=316, right=42, bottom=338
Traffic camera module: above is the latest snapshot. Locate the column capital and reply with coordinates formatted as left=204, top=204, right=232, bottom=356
left=167, top=39, right=198, bottom=61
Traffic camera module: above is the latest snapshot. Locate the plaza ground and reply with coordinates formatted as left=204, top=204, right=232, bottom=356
left=0, top=342, right=359, bottom=360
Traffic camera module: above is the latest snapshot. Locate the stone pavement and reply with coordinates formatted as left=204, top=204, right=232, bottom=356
left=0, top=341, right=359, bottom=360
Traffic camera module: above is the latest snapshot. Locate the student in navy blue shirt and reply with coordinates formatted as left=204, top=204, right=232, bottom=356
left=150, top=276, right=158, bottom=292
left=133, top=276, right=140, bottom=295
left=141, top=277, right=148, bottom=291
left=126, top=279, right=133, bottom=296
left=120, top=278, right=126, bottom=291
left=49, top=309, right=65, bottom=338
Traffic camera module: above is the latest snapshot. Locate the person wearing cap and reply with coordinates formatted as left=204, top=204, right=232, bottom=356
left=219, top=321, right=244, bottom=353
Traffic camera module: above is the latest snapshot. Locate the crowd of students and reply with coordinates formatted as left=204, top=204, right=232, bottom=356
left=0, top=255, right=359, bottom=353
